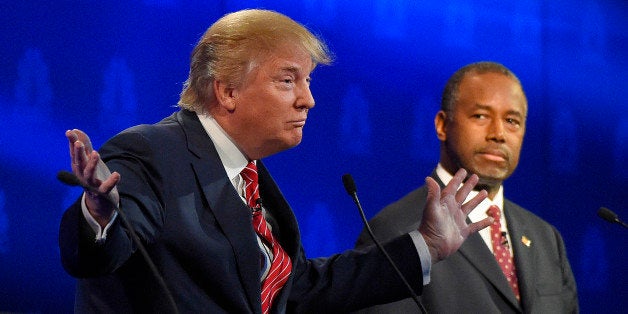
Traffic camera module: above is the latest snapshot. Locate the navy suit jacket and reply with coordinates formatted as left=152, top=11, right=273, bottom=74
left=59, top=109, right=425, bottom=313
left=354, top=173, right=578, bottom=314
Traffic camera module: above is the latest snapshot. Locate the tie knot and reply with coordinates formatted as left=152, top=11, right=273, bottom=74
left=241, top=161, right=261, bottom=209
left=487, top=205, right=501, bottom=219
left=241, top=161, right=258, bottom=184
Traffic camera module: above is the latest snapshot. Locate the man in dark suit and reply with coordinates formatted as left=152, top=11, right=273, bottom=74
left=354, top=62, right=578, bottom=313
left=59, top=10, right=492, bottom=313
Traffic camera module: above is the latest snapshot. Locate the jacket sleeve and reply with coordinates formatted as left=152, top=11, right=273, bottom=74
left=287, top=233, right=424, bottom=313
left=59, top=130, right=165, bottom=278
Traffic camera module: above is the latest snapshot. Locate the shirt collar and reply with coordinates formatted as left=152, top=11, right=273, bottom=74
left=196, top=112, right=250, bottom=183
left=435, top=163, right=504, bottom=221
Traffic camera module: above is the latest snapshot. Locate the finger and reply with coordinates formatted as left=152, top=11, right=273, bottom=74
left=75, top=129, right=94, bottom=152
left=68, top=129, right=94, bottom=154
left=66, top=130, right=79, bottom=166
left=66, top=129, right=78, bottom=150
left=464, top=217, right=493, bottom=237
left=72, top=140, right=88, bottom=173
left=83, top=150, right=102, bottom=187
left=100, top=172, right=121, bottom=194
left=461, top=189, right=488, bottom=216
left=425, top=176, right=441, bottom=209
left=442, top=168, right=466, bottom=197
left=455, top=173, right=478, bottom=204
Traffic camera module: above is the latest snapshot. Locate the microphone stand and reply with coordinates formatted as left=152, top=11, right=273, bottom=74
left=342, top=174, right=428, bottom=314
left=57, top=171, right=179, bottom=314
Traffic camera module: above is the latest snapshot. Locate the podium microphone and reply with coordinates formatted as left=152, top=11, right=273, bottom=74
left=57, top=170, right=179, bottom=314
left=597, top=207, right=628, bottom=229
left=342, top=174, right=427, bottom=314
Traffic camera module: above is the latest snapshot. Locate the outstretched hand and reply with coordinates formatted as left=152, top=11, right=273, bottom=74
left=418, top=168, right=492, bottom=263
left=66, top=129, right=120, bottom=227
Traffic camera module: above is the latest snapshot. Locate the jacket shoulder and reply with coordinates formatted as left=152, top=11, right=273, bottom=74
left=356, top=185, right=429, bottom=247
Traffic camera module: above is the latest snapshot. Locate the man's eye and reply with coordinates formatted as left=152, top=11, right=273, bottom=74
left=506, top=118, right=520, bottom=125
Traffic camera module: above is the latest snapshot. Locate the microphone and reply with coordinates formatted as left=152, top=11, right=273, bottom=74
left=500, top=231, right=510, bottom=248
left=57, top=170, right=179, bottom=313
left=342, top=174, right=427, bottom=314
left=57, top=170, right=88, bottom=189
left=597, top=207, right=628, bottom=229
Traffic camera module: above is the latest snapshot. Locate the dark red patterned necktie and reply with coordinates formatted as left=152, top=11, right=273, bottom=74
left=487, top=205, right=520, bottom=301
left=241, top=161, right=292, bottom=313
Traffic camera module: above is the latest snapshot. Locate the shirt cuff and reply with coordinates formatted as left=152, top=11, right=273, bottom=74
left=81, top=193, right=118, bottom=243
left=408, top=230, right=431, bottom=285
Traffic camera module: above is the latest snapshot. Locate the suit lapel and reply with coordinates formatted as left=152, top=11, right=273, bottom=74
left=255, top=162, right=301, bottom=312
left=457, top=233, right=521, bottom=309
left=177, top=110, right=261, bottom=312
left=257, top=162, right=300, bottom=258
left=504, top=200, right=535, bottom=311
left=430, top=172, right=521, bottom=309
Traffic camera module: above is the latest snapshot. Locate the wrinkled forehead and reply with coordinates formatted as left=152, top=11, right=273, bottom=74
left=245, top=42, right=315, bottom=74
left=460, top=72, right=528, bottom=112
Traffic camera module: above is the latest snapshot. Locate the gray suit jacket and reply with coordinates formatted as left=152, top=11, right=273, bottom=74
left=354, top=172, right=578, bottom=314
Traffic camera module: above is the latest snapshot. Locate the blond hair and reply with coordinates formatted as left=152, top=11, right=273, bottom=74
left=178, top=9, right=332, bottom=113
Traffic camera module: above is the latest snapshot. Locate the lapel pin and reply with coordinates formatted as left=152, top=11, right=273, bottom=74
left=521, top=235, right=531, bottom=247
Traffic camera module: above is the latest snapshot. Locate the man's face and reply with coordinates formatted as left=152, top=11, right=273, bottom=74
left=436, top=72, right=527, bottom=187
left=223, top=44, right=316, bottom=159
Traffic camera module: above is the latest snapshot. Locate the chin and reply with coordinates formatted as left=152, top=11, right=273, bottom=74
left=279, top=139, right=302, bottom=152
left=477, top=171, right=509, bottom=185
left=288, top=133, right=303, bottom=146
left=477, top=177, right=502, bottom=188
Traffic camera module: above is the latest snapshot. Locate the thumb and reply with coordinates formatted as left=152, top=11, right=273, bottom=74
left=425, top=176, right=441, bottom=207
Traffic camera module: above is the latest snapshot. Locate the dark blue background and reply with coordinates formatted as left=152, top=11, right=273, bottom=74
left=1, top=1, right=626, bottom=312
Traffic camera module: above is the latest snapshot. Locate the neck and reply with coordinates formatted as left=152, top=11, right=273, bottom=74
left=474, top=181, right=501, bottom=200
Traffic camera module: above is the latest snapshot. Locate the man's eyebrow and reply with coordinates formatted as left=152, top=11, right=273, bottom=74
left=506, top=110, right=525, bottom=118
left=279, top=65, right=301, bottom=74
left=473, top=103, right=525, bottom=117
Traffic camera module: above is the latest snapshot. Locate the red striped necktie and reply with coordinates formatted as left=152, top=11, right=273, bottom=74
left=241, top=161, right=292, bottom=313
left=487, top=205, right=520, bottom=301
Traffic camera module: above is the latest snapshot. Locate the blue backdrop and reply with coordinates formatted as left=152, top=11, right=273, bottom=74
left=1, top=1, right=626, bottom=312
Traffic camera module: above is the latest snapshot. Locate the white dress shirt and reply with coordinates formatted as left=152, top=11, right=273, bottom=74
left=435, top=164, right=514, bottom=256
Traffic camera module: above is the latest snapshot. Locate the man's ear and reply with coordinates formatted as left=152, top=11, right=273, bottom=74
left=213, top=79, right=236, bottom=112
left=435, top=110, right=448, bottom=141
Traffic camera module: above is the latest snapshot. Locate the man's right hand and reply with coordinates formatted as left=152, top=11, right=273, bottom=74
left=418, top=168, right=492, bottom=263
left=66, top=129, right=120, bottom=228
